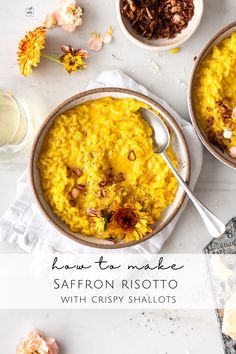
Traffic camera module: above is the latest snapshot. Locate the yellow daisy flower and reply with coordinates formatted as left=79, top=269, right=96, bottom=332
left=109, top=203, right=153, bottom=242
left=60, top=45, right=88, bottom=74
left=87, top=204, right=153, bottom=242
left=17, top=26, right=46, bottom=76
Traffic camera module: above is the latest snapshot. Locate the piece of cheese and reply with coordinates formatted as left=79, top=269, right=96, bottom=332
left=211, top=255, right=233, bottom=280
left=222, top=291, right=236, bottom=340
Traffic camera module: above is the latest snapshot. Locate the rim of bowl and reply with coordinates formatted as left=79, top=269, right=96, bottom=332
left=30, top=87, right=191, bottom=249
left=116, top=0, right=204, bottom=51
left=188, top=20, right=236, bottom=169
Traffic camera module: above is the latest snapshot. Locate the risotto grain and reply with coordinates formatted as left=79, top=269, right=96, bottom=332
left=193, top=32, right=236, bottom=158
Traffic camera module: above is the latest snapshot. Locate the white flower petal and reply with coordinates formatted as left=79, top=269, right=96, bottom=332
left=101, top=33, right=112, bottom=44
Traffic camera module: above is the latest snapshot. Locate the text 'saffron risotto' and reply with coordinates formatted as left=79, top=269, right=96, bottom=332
left=193, top=32, right=236, bottom=159
left=38, top=97, right=178, bottom=243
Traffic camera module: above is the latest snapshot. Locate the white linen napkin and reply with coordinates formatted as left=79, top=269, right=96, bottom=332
left=0, top=70, right=203, bottom=254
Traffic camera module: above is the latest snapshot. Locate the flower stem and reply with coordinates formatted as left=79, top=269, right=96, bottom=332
left=41, top=52, right=61, bottom=64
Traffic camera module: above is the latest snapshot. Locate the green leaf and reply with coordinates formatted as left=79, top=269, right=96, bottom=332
left=102, top=211, right=112, bottom=231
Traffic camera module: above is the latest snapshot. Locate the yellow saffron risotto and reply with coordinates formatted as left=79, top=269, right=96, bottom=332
left=38, top=97, right=178, bottom=242
left=193, top=32, right=236, bottom=158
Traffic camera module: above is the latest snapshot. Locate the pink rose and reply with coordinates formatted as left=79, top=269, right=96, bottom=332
left=16, top=330, right=59, bottom=354
left=44, top=0, right=83, bottom=32
left=56, top=0, right=83, bottom=32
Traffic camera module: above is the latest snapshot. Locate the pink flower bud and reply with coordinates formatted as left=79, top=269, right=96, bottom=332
left=88, top=34, right=103, bottom=51
left=44, top=12, right=58, bottom=29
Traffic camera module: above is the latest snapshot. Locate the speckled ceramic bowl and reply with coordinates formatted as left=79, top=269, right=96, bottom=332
left=116, top=0, right=204, bottom=51
left=188, top=21, right=236, bottom=169
left=30, top=88, right=190, bottom=249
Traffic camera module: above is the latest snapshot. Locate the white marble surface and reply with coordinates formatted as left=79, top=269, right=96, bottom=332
left=0, top=309, right=224, bottom=354
left=0, top=0, right=235, bottom=352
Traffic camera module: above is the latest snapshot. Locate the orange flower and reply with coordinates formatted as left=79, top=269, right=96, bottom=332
left=112, top=206, right=138, bottom=231
left=17, top=26, right=46, bottom=76
left=109, top=203, right=153, bottom=241
left=86, top=203, right=153, bottom=241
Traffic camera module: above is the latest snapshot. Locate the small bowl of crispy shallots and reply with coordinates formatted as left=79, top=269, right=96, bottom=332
left=116, top=0, right=204, bottom=51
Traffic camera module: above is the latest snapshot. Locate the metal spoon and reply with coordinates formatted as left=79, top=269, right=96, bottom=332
left=140, top=107, right=226, bottom=238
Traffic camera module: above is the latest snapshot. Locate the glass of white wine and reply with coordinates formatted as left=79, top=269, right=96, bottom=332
left=0, top=89, right=32, bottom=153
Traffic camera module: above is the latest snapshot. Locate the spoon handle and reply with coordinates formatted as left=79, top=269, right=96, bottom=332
left=162, top=151, right=226, bottom=238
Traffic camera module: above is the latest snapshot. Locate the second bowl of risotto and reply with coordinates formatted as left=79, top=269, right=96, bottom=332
left=188, top=21, right=236, bottom=169
left=30, top=88, right=190, bottom=249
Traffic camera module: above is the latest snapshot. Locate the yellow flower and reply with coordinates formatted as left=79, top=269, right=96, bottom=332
left=87, top=204, right=153, bottom=242
left=17, top=29, right=87, bottom=76
left=60, top=45, right=88, bottom=74
left=17, top=26, right=46, bottom=76
left=109, top=203, right=153, bottom=242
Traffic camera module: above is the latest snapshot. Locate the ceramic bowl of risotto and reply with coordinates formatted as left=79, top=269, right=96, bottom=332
left=188, top=21, right=236, bottom=169
left=30, top=88, right=190, bottom=249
